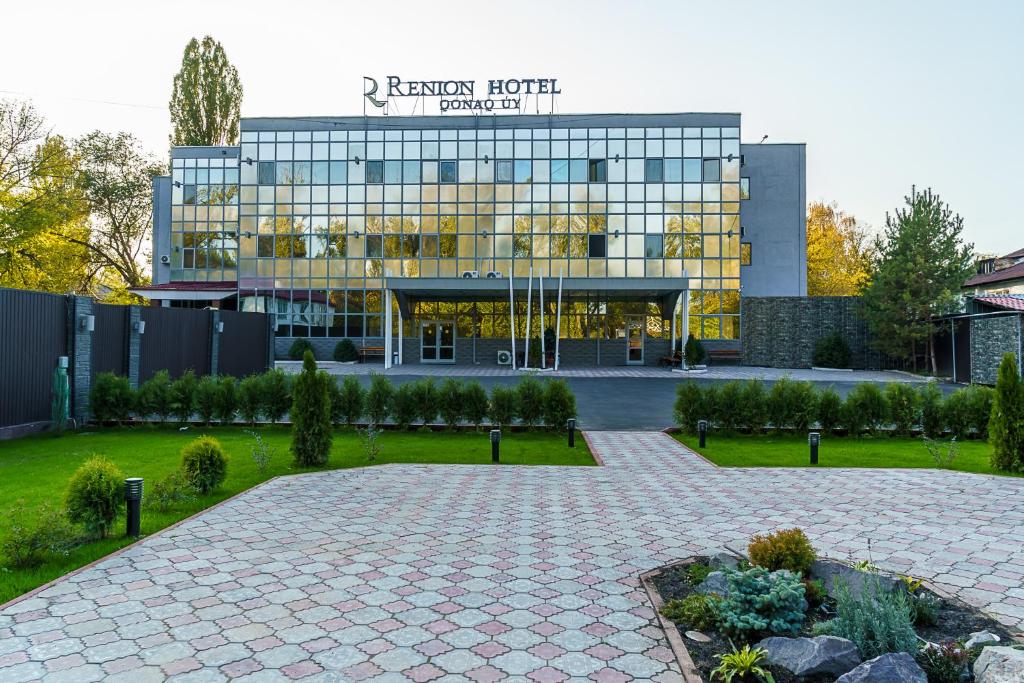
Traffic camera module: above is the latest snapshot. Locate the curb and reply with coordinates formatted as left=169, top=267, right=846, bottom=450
left=639, top=560, right=705, bottom=683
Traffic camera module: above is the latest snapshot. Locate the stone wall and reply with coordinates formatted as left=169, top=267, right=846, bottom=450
left=741, top=296, right=889, bottom=369
left=970, top=315, right=1024, bottom=385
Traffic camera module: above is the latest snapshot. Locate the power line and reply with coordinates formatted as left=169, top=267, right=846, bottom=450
left=0, top=89, right=165, bottom=111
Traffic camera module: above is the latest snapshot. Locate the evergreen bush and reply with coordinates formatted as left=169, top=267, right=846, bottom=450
left=288, top=337, right=314, bottom=360
left=136, top=370, right=173, bottom=422
left=813, top=576, right=917, bottom=659
left=942, top=388, right=972, bottom=440
left=543, top=379, right=576, bottom=430
left=237, top=374, right=263, bottom=425
left=437, top=378, right=464, bottom=428
left=748, top=528, right=816, bottom=576
left=739, top=380, right=768, bottom=433
left=817, top=387, right=842, bottom=433
left=462, top=381, right=489, bottom=428
left=812, top=331, right=852, bottom=368
left=767, top=377, right=796, bottom=431
left=703, top=383, right=723, bottom=428
left=967, top=385, right=994, bottom=439
left=3, top=503, right=79, bottom=568
left=194, top=375, right=219, bottom=424
left=170, top=369, right=198, bottom=423
left=181, top=436, right=229, bottom=494
left=65, top=456, right=123, bottom=538
left=145, top=471, right=196, bottom=512
left=366, top=374, right=393, bottom=425
left=413, top=378, right=439, bottom=426
left=390, top=382, right=418, bottom=430
left=790, top=381, right=819, bottom=432
left=990, top=353, right=1024, bottom=472
left=684, top=333, right=706, bottom=366
left=326, top=375, right=344, bottom=425
left=214, top=375, right=238, bottom=424
left=673, top=382, right=704, bottom=434
left=260, top=369, right=291, bottom=423
left=918, top=382, right=945, bottom=438
left=885, top=383, right=919, bottom=436
left=717, top=567, right=807, bottom=641
left=338, top=376, right=365, bottom=425
left=333, top=338, right=358, bottom=362
left=516, top=376, right=545, bottom=427
left=90, top=373, right=134, bottom=424
left=717, top=381, right=743, bottom=433
left=290, top=351, right=333, bottom=467
left=844, top=383, right=888, bottom=435
left=489, top=385, right=517, bottom=427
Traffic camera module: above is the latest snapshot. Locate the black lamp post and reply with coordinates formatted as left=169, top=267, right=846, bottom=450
left=490, top=429, right=501, bottom=463
left=125, top=478, right=143, bottom=537
left=567, top=418, right=576, bottom=448
left=697, top=419, right=708, bottom=448
left=809, top=432, right=820, bottom=465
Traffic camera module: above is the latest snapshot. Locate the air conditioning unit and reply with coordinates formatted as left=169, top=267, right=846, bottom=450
left=159, top=254, right=171, bottom=265
left=486, top=271, right=503, bottom=279
left=462, top=270, right=480, bottom=278
left=496, top=350, right=512, bottom=366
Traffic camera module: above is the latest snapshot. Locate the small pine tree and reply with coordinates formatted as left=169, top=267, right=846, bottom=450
left=194, top=376, right=219, bottom=425
left=338, top=376, right=365, bottom=425
left=413, top=378, right=438, bottom=426
left=437, top=378, right=464, bottom=429
left=366, top=374, right=393, bottom=425
left=462, top=381, right=489, bottom=428
left=684, top=334, right=706, bottom=366
left=990, top=353, right=1024, bottom=472
left=214, top=375, right=238, bottom=424
left=290, top=351, right=332, bottom=467
left=171, top=370, right=198, bottom=423
left=237, top=374, right=263, bottom=425
left=516, top=376, right=545, bottom=427
left=261, top=369, right=291, bottom=423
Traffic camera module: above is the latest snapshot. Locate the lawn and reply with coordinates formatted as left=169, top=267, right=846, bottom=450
left=0, top=425, right=593, bottom=603
left=673, top=432, right=1013, bottom=476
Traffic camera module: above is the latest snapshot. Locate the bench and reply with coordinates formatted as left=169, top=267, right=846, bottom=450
left=659, top=352, right=682, bottom=368
left=708, top=348, right=741, bottom=365
left=357, top=345, right=385, bottom=363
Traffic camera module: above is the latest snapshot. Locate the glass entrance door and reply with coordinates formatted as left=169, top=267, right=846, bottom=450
left=421, top=321, right=455, bottom=364
left=626, top=316, right=644, bottom=365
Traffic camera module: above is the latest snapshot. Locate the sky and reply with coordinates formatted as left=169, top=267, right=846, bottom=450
left=1, top=0, right=1020, bottom=254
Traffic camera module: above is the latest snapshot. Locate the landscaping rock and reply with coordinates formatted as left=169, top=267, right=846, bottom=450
left=756, top=636, right=861, bottom=678
left=965, top=630, right=1001, bottom=649
left=684, top=630, right=711, bottom=643
left=973, top=646, right=1024, bottom=683
left=709, top=551, right=740, bottom=571
left=695, top=571, right=730, bottom=597
left=835, top=652, right=926, bottom=683
left=811, top=558, right=902, bottom=601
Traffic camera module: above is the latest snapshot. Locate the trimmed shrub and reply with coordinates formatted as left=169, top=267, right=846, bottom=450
left=766, top=377, right=796, bottom=432
left=885, top=383, right=919, bottom=437
left=437, top=378, right=463, bottom=428
left=674, top=382, right=704, bottom=434
left=171, top=369, right=198, bottom=423
left=943, top=388, right=972, bottom=440
left=390, top=382, right=418, bottom=430
left=660, top=593, right=720, bottom=631
left=489, top=385, right=517, bottom=427
left=194, top=375, right=219, bottom=425
left=684, top=333, right=706, bottom=366
left=812, top=331, right=852, bottom=369
left=90, top=373, right=134, bottom=424
left=703, top=383, right=723, bottom=428
left=516, top=376, right=545, bottom=427
left=65, top=456, right=123, bottom=538
left=291, top=351, right=333, bottom=467
left=813, top=576, right=917, bottom=659
left=990, top=353, right=1024, bottom=472
left=717, top=567, right=807, bottom=641
left=365, top=374, right=393, bottom=425
left=3, top=503, right=79, bottom=568
left=844, top=383, right=888, bottom=435
left=288, top=337, right=314, bottom=360
left=413, top=378, right=439, bottom=426
left=326, top=376, right=344, bottom=425
left=717, top=381, right=743, bottom=433
left=237, top=374, right=263, bottom=425
left=739, top=380, right=768, bottom=433
left=462, top=381, right=489, bottom=428
left=748, top=528, right=816, bottom=576
left=967, top=385, right=994, bottom=439
left=260, top=369, right=291, bottom=423
left=919, top=382, right=945, bottom=438
left=543, top=380, right=577, bottom=430
left=144, top=470, right=196, bottom=512
left=136, top=370, right=173, bottom=422
left=181, top=436, right=228, bottom=494
left=333, top=338, right=358, bottom=362
left=338, top=376, right=365, bottom=425
left=790, top=381, right=818, bottom=432
left=214, top=376, right=238, bottom=424
left=817, top=387, right=842, bottom=433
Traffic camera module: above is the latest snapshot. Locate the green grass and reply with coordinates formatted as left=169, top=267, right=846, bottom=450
left=673, top=432, right=1014, bottom=476
left=0, top=425, right=593, bottom=603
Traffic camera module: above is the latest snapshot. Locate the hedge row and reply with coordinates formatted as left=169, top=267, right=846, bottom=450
left=674, top=378, right=994, bottom=439
left=90, top=369, right=577, bottom=430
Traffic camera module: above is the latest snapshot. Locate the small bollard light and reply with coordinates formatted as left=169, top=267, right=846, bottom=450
left=567, top=418, right=576, bottom=448
left=125, top=477, right=143, bottom=537
left=808, top=432, right=821, bottom=465
left=697, top=419, right=708, bottom=448
left=489, top=429, right=501, bottom=463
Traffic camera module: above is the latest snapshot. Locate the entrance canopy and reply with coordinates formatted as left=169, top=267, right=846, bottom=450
left=386, top=276, right=688, bottom=320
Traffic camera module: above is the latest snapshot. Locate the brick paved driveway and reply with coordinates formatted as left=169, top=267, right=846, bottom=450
left=2, top=432, right=1023, bottom=681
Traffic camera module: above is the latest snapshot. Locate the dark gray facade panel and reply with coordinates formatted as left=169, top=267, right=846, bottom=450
left=152, top=176, right=172, bottom=285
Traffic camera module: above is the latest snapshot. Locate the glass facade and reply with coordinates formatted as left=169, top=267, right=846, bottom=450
left=169, top=117, right=745, bottom=342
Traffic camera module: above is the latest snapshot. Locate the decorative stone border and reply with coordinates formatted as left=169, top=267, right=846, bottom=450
left=639, top=558, right=706, bottom=683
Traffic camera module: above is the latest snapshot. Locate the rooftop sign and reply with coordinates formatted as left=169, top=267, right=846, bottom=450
left=363, top=76, right=562, bottom=115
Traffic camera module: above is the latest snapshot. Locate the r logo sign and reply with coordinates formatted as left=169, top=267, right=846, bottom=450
left=363, top=77, right=385, bottom=109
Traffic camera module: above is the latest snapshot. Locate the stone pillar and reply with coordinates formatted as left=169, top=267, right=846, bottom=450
left=127, top=306, right=142, bottom=388
left=210, top=309, right=221, bottom=377
left=67, top=295, right=93, bottom=425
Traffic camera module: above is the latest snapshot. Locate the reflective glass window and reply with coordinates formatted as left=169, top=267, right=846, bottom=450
left=569, top=159, right=587, bottom=183
left=588, top=159, right=607, bottom=182
left=664, top=159, right=682, bottom=182
left=257, top=162, right=275, bottom=185
left=588, top=234, right=606, bottom=258
left=741, top=242, right=752, bottom=266
left=439, top=161, right=458, bottom=183
left=312, top=161, right=329, bottom=184
left=644, top=234, right=663, bottom=258
left=683, top=159, right=702, bottom=182
left=384, top=161, right=402, bottom=184
left=740, top=177, right=750, bottom=200
left=702, top=159, right=720, bottom=182
left=496, top=160, right=513, bottom=183
left=329, top=161, right=346, bottom=183
left=514, top=160, right=532, bottom=183
left=551, top=159, right=569, bottom=183
left=645, top=159, right=663, bottom=183
left=366, top=161, right=384, bottom=184
left=403, top=160, right=421, bottom=183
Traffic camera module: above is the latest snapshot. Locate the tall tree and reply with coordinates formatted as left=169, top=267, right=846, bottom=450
left=806, top=201, right=872, bottom=296
left=861, top=187, right=973, bottom=374
left=72, top=131, right=164, bottom=291
left=169, top=36, right=243, bottom=146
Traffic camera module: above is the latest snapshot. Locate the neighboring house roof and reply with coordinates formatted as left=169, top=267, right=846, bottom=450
left=133, top=280, right=238, bottom=292
left=973, top=294, right=1024, bottom=312
left=1003, top=247, right=1024, bottom=260
left=964, top=260, right=1024, bottom=287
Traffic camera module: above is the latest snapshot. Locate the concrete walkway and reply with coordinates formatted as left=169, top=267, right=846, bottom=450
left=2, top=433, right=1021, bottom=681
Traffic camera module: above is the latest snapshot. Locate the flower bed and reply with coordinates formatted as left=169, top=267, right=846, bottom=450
left=641, top=530, right=1019, bottom=682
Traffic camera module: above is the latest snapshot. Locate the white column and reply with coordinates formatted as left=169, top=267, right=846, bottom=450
left=509, top=272, right=516, bottom=371
left=670, top=297, right=677, bottom=369
left=525, top=267, right=533, bottom=369
left=555, top=269, right=563, bottom=371
left=384, top=279, right=392, bottom=370
left=539, top=273, right=545, bottom=369
left=397, top=311, right=403, bottom=365
left=681, top=290, right=689, bottom=369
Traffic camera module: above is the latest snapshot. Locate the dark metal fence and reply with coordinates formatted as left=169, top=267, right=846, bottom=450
left=92, top=304, right=128, bottom=377
left=0, top=289, right=68, bottom=429
left=139, top=307, right=212, bottom=382
left=218, top=309, right=272, bottom=377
